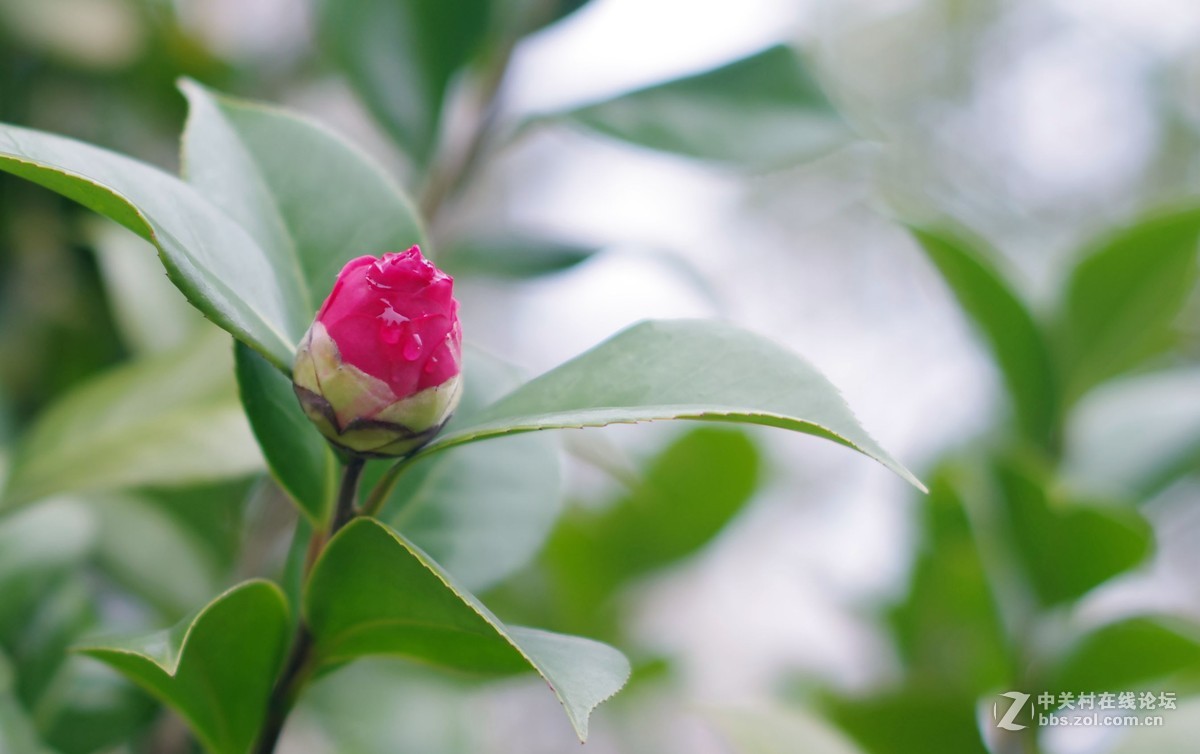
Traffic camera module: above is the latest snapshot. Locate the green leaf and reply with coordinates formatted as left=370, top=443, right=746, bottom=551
left=320, top=0, right=490, bottom=169
left=77, top=580, right=290, bottom=754
left=996, top=460, right=1152, bottom=606
left=566, top=45, right=852, bottom=169
left=0, top=123, right=302, bottom=367
left=0, top=652, right=54, bottom=754
left=1043, top=617, right=1200, bottom=692
left=440, top=237, right=598, bottom=279
left=375, top=348, right=563, bottom=592
left=304, top=517, right=630, bottom=741
left=235, top=343, right=336, bottom=526
left=1, top=334, right=262, bottom=510
left=822, top=690, right=988, bottom=754
left=179, top=80, right=424, bottom=316
left=890, top=465, right=1010, bottom=694
left=38, top=657, right=158, bottom=754
left=1064, top=367, right=1200, bottom=499
left=538, top=427, right=760, bottom=634
left=418, top=319, right=922, bottom=491
left=909, top=227, right=1057, bottom=446
left=1057, top=208, right=1200, bottom=402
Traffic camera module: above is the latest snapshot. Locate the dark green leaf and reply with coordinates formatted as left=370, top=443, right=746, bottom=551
left=180, top=80, right=425, bottom=315
left=38, top=657, right=158, bottom=754
left=1, top=334, right=262, bottom=510
left=910, top=226, right=1057, bottom=446
left=0, top=124, right=303, bottom=367
left=418, top=319, right=922, bottom=491
left=320, top=0, right=490, bottom=169
left=440, top=237, right=598, bottom=279
left=1043, top=617, right=1200, bottom=692
left=1057, top=208, right=1200, bottom=402
left=0, top=652, right=54, bottom=754
left=823, top=690, right=988, bottom=754
left=566, top=45, right=852, bottom=169
left=305, top=518, right=630, bottom=741
left=996, top=461, right=1151, bottom=606
left=77, top=580, right=290, bottom=754
left=235, top=343, right=336, bottom=526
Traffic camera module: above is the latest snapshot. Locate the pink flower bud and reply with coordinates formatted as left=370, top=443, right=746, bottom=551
left=292, top=246, right=463, bottom=457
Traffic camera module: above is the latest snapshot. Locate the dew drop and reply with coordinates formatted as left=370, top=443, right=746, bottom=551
left=402, top=333, right=423, bottom=361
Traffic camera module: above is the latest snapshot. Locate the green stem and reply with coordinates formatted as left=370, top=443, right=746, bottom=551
left=253, top=457, right=365, bottom=754
left=360, top=451, right=427, bottom=518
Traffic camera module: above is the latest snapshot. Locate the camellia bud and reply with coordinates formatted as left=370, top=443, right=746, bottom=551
left=292, top=246, right=463, bottom=457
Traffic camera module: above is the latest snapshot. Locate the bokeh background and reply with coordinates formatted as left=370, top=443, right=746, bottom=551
left=2, top=0, right=1200, bottom=752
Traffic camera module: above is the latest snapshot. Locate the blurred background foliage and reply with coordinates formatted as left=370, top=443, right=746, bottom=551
left=1, top=0, right=1200, bottom=753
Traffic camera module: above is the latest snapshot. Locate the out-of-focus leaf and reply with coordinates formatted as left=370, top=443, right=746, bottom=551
left=997, top=461, right=1151, bottom=606
left=179, top=81, right=424, bottom=314
left=1, top=334, right=262, bottom=509
left=38, top=656, right=158, bottom=754
left=236, top=343, right=336, bottom=526
left=304, top=518, right=630, bottom=741
left=1042, top=617, right=1200, bottom=692
left=890, top=466, right=1010, bottom=694
left=418, top=320, right=922, bottom=491
left=77, top=580, right=290, bottom=754
left=1064, top=367, right=1200, bottom=499
left=142, top=480, right=249, bottom=572
left=376, top=349, right=562, bottom=592
left=711, top=705, right=866, bottom=754
left=320, top=0, right=490, bottom=169
left=93, top=494, right=224, bottom=619
left=1057, top=208, right=1200, bottom=403
left=440, top=237, right=598, bottom=279
left=88, top=217, right=204, bottom=355
left=539, top=427, right=759, bottom=633
left=0, top=652, right=53, bottom=754
left=910, top=227, right=1057, bottom=446
left=823, top=690, right=988, bottom=754
left=1107, top=698, right=1200, bottom=754
left=0, top=123, right=303, bottom=367
left=565, top=45, right=852, bottom=169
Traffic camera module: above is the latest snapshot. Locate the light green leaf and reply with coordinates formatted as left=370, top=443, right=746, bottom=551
left=304, top=517, right=630, bottom=741
left=1057, top=207, right=1200, bottom=402
left=0, top=123, right=302, bottom=367
left=235, top=343, right=336, bottom=526
left=996, top=460, right=1151, bottom=606
left=566, top=45, right=852, bottom=169
left=1042, top=616, right=1200, bottom=692
left=179, top=80, right=424, bottom=314
left=910, top=226, right=1057, bottom=446
left=418, top=319, right=922, bottom=491
left=77, top=580, right=290, bottom=754
left=1064, top=367, right=1200, bottom=499
left=1, top=334, right=263, bottom=510
left=711, top=705, right=866, bottom=754
left=823, top=691, right=989, bottom=754
left=320, top=0, right=490, bottom=169
left=439, top=237, right=598, bottom=279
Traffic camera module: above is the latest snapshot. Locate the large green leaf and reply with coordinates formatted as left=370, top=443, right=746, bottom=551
left=996, top=461, right=1151, bottom=606
left=320, top=0, right=490, bottom=169
left=235, top=343, right=336, bottom=526
left=0, top=123, right=301, bottom=367
left=566, top=45, right=852, bottom=169
left=77, top=580, right=290, bottom=754
left=179, top=81, right=424, bottom=312
left=304, top=517, right=630, bottom=741
left=1056, top=208, right=1200, bottom=403
left=1064, top=367, right=1200, bottom=499
left=417, top=319, right=922, bottom=490
left=910, top=227, right=1057, bottom=446
left=823, top=690, right=988, bottom=754
left=1, top=334, right=262, bottom=509
left=1041, top=616, right=1200, bottom=692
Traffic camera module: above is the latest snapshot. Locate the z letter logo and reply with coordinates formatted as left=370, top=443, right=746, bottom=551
left=994, top=691, right=1031, bottom=731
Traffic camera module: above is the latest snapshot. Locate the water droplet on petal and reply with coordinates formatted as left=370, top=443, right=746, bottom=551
left=402, top=333, right=423, bottom=361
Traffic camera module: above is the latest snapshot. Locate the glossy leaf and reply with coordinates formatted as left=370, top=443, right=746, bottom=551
left=180, top=80, right=424, bottom=314
left=440, top=237, right=598, bottom=279
left=1, top=334, right=262, bottom=509
left=0, top=123, right=301, bottom=367
left=304, top=517, right=630, bottom=741
left=566, top=45, right=852, bottom=169
left=1043, top=617, right=1200, bottom=692
left=996, top=461, right=1151, bottom=606
left=321, top=0, right=490, bottom=169
left=235, top=343, right=336, bottom=526
left=1057, top=208, right=1200, bottom=402
left=418, top=319, right=922, bottom=491
left=77, top=580, right=290, bottom=754
left=1064, top=367, right=1200, bottom=499
left=910, top=226, right=1057, bottom=445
